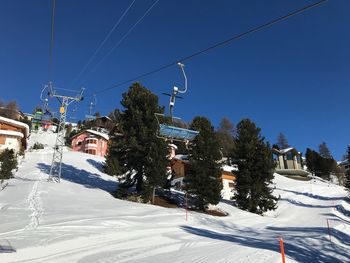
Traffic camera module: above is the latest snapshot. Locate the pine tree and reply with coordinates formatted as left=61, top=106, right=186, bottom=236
left=305, top=148, right=316, bottom=175
left=216, top=117, right=235, bottom=158
left=276, top=132, right=290, bottom=149
left=0, top=149, right=18, bottom=180
left=318, top=142, right=336, bottom=180
left=185, top=116, right=222, bottom=210
left=232, top=119, right=277, bottom=215
left=344, top=146, right=350, bottom=195
left=319, top=142, right=333, bottom=159
left=104, top=83, right=168, bottom=201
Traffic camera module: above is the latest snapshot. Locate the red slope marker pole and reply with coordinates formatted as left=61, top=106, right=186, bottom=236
left=279, top=237, right=286, bottom=263
left=185, top=192, right=188, bottom=222
left=327, top=219, right=332, bottom=242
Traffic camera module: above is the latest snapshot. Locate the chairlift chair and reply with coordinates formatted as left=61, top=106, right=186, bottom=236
left=155, top=63, right=199, bottom=144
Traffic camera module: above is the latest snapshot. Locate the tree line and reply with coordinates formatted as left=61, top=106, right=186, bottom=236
left=104, top=83, right=277, bottom=214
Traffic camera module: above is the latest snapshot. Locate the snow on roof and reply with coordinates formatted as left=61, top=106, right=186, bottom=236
left=0, top=129, right=24, bottom=138
left=174, top=154, right=189, bottom=161
left=279, top=147, right=294, bottom=154
left=86, top=129, right=109, bottom=140
left=222, top=164, right=238, bottom=172
left=338, top=159, right=349, bottom=165
left=168, top=143, right=178, bottom=150
left=0, top=116, right=29, bottom=137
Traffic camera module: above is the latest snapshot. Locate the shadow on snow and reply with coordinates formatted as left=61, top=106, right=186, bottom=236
left=276, top=187, right=344, bottom=201
left=86, top=159, right=104, bottom=173
left=181, top=225, right=350, bottom=263
left=37, top=162, right=118, bottom=193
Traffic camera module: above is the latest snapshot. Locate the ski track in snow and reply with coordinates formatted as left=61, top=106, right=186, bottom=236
left=0, top=131, right=349, bottom=263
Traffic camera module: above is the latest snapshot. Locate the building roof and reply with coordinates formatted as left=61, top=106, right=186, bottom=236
left=0, top=116, right=29, bottom=137
left=0, top=129, right=24, bottom=138
left=86, top=129, right=109, bottom=140
left=273, top=147, right=300, bottom=155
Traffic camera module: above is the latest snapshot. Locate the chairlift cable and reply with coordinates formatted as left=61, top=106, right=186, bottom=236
left=71, top=0, right=136, bottom=86
left=48, top=0, right=56, bottom=84
left=85, top=0, right=327, bottom=98
left=89, top=0, right=160, bottom=74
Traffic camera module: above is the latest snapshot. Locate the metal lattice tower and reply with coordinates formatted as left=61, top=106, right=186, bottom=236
left=48, top=84, right=84, bottom=182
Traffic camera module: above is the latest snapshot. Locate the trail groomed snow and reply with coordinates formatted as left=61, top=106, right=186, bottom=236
left=0, top=131, right=349, bottom=262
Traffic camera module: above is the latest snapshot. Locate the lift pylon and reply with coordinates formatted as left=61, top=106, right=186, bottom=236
left=48, top=82, right=84, bottom=182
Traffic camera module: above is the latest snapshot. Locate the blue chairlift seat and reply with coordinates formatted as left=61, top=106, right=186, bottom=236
left=159, top=124, right=199, bottom=141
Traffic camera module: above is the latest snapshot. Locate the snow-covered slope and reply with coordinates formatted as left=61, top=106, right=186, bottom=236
left=0, top=131, right=349, bottom=262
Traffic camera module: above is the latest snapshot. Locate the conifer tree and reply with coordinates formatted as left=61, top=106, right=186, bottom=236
left=232, top=119, right=277, bottom=214
left=104, top=83, right=168, bottom=200
left=344, top=146, right=350, bottom=194
left=305, top=148, right=316, bottom=175
left=0, top=149, right=18, bottom=180
left=185, top=116, right=222, bottom=210
left=319, top=142, right=333, bottom=159
left=276, top=132, right=290, bottom=149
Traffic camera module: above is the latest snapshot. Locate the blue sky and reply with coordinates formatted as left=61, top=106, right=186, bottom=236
left=0, top=0, right=349, bottom=160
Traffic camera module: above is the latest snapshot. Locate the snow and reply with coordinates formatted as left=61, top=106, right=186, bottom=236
left=0, top=131, right=349, bottom=262
left=222, top=164, right=238, bottom=172
left=86, top=129, right=109, bottom=140
left=0, top=129, right=24, bottom=138
left=0, top=116, right=30, bottom=137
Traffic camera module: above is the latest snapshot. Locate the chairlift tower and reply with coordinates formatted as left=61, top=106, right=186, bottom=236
left=48, top=82, right=84, bottom=182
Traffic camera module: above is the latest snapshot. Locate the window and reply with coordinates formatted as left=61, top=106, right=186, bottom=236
left=228, top=182, right=235, bottom=188
left=86, top=139, right=97, bottom=144
left=286, top=152, right=294, bottom=161
left=0, top=136, right=5, bottom=145
left=76, top=141, right=82, bottom=146
left=86, top=149, right=96, bottom=155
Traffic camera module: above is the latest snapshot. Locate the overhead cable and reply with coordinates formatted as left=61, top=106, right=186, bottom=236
left=89, top=0, right=160, bottom=73
left=86, top=0, right=327, bottom=97
left=71, top=0, right=136, bottom=86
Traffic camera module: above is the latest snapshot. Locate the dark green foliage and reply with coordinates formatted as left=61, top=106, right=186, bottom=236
left=0, top=149, right=18, bottom=180
left=232, top=119, right=277, bottom=215
left=20, top=116, right=32, bottom=130
left=216, top=117, right=235, bottom=158
left=184, top=116, right=222, bottom=210
left=305, top=148, right=316, bottom=175
left=32, top=143, right=44, bottom=150
left=344, top=146, right=350, bottom=194
left=305, top=147, right=337, bottom=180
left=276, top=132, right=290, bottom=149
left=104, top=83, right=168, bottom=201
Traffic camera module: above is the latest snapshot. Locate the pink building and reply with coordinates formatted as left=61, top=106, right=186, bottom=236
left=71, top=129, right=109, bottom=157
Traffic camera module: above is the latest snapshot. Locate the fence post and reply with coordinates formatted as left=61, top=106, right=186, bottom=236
left=185, top=192, right=188, bottom=222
